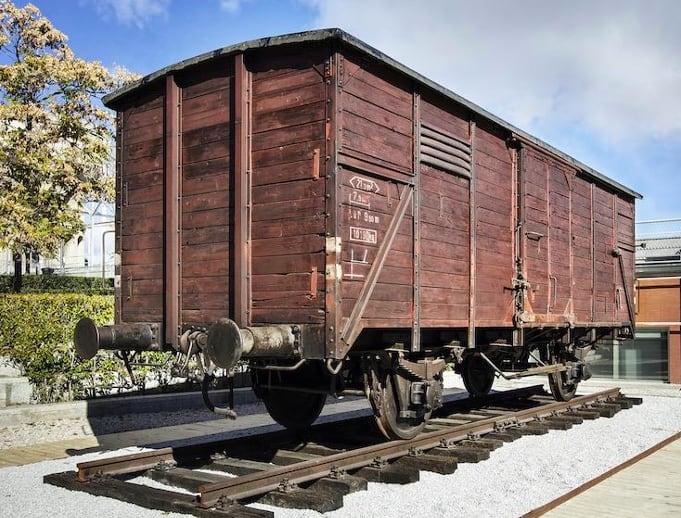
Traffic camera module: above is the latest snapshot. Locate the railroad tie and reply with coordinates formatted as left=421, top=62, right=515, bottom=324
left=258, top=483, right=343, bottom=513
left=430, top=446, right=490, bottom=463
left=394, top=452, right=458, bottom=475
left=310, top=474, right=368, bottom=496
left=355, top=462, right=420, bottom=484
left=516, top=423, right=550, bottom=435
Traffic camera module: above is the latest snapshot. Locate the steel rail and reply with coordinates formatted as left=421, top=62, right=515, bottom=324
left=77, top=448, right=175, bottom=481
left=198, top=388, right=621, bottom=506
left=74, top=385, right=542, bottom=482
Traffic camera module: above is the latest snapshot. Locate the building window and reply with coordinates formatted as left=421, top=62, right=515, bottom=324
left=588, top=330, right=668, bottom=381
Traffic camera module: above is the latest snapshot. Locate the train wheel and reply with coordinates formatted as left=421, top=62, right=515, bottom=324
left=369, top=369, right=427, bottom=440
left=461, top=353, right=495, bottom=397
left=548, top=368, right=578, bottom=401
left=261, top=389, right=327, bottom=431
left=253, top=363, right=328, bottom=431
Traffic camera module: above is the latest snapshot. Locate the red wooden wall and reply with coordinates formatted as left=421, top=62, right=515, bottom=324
left=112, top=39, right=636, bottom=355
left=117, top=86, right=165, bottom=325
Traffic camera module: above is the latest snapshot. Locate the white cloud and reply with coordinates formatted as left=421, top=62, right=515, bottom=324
left=219, top=0, right=253, bottom=13
left=306, top=0, right=681, bottom=144
left=91, top=0, right=171, bottom=28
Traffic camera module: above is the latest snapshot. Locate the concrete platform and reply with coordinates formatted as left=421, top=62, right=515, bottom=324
left=2, top=374, right=677, bottom=428
left=491, top=375, right=681, bottom=398
left=0, top=395, right=373, bottom=468
left=0, top=386, right=258, bottom=427
left=528, top=431, right=681, bottom=517
left=0, top=388, right=475, bottom=468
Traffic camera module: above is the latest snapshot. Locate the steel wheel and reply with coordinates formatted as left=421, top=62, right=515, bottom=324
left=370, top=370, right=427, bottom=440
left=548, top=368, right=578, bottom=401
left=253, top=362, right=328, bottom=431
left=461, top=353, right=495, bottom=397
left=261, top=389, right=326, bottom=431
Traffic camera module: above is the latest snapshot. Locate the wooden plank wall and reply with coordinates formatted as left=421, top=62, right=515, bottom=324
left=616, top=195, right=635, bottom=323
left=339, top=172, right=414, bottom=327
left=522, top=147, right=551, bottom=316
left=118, top=86, right=165, bottom=324
left=418, top=165, right=470, bottom=327
left=593, top=184, right=616, bottom=322
left=521, top=145, right=635, bottom=326
left=339, top=54, right=413, bottom=181
left=473, top=124, right=514, bottom=326
left=523, top=148, right=600, bottom=324
left=177, top=62, right=233, bottom=325
left=547, top=161, right=573, bottom=317
left=419, top=94, right=472, bottom=328
left=113, top=42, right=637, bottom=349
left=338, top=53, right=415, bottom=329
left=571, top=174, right=595, bottom=322
left=248, top=50, right=328, bottom=324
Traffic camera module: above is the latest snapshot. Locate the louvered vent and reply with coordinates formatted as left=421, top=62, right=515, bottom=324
left=420, top=124, right=472, bottom=178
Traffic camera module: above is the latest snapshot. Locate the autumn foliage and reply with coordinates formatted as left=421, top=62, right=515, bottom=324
left=0, top=2, right=134, bottom=284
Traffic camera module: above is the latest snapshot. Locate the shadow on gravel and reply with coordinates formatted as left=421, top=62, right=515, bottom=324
left=58, top=387, right=471, bottom=458
left=58, top=387, right=265, bottom=456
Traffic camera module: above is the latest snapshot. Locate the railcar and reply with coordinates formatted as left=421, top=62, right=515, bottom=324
left=74, top=29, right=640, bottom=439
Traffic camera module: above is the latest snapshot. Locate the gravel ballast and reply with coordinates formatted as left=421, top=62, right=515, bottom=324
left=1, top=386, right=680, bottom=517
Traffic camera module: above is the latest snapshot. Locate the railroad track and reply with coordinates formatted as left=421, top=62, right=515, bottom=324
left=44, top=387, right=641, bottom=517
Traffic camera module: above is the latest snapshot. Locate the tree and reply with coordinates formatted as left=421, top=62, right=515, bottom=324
left=0, top=2, right=125, bottom=291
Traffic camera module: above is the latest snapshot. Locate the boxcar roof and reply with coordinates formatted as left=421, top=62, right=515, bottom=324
left=104, top=28, right=641, bottom=200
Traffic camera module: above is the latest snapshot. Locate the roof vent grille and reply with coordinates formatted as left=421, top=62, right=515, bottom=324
left=420, top=123, right=472, bottom=178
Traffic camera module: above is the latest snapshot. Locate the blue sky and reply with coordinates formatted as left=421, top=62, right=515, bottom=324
left=24, top=0, right=681, bottom=223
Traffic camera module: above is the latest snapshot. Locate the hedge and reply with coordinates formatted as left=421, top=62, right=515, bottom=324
left=0, top=274, right=114, bottom=294
left=0, top=293, right=119, bottom=402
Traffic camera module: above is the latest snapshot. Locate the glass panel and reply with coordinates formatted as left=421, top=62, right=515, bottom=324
left=587, top=333, right=668, bottom=381
left=588, top=340, right=615, bottom=378
left=621, top=332, right=668, bottom=380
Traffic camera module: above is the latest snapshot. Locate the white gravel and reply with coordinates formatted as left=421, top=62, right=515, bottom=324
left=1, top=386, right=680, bottom=518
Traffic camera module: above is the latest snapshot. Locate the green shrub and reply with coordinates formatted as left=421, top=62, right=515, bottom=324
left=0, top=293, right=118, bottom=402
left=0, top=293, right=242, bottom=403
left=0, top=274, right=114, bottom=294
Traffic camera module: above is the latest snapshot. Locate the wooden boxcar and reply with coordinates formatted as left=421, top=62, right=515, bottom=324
left=75, top=29, right=640, bottom=439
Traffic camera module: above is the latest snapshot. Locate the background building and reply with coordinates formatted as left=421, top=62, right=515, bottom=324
left=633, top=218, right=681, bottom=384
left=0, top=201, right=115, bottom=279
left=590, top=218, right=681, bottom=384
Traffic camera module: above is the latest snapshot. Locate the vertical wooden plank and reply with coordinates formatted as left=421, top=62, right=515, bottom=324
left=566, top=173, right=576, bottom=319
left=615, top=196, right=635, bottom=326
left=589, top=182, right=594, bottom=321
left=467, top=120, right=476, bottom=348
left=611, top=191, right=618, bottom=323
left=326, top=52, right=341, bottom=358
left=164, top=75, right=181, bottom=347
left=548, top=166, right=572, bottom=318
left=115, top=112, right=123, bottom=325
left=233, top=53, right=251, bottom=327
left=516, top=144, right=525, bottom=276
left=512, top=139, right=522, bottom=347
left=546, top=162, right=552, bottom=313
left=411, top=88, right=421, bottom=352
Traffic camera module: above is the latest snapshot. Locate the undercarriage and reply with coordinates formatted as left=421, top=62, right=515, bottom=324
left=75, top=316, right=623, bottom=441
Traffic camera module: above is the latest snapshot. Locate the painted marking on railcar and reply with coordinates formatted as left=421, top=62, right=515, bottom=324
left=349, top=176, right=380, bottom=193
left=349, top=190, right=372, bottom=208
left=350, top=226, right=378, bottom=245
left=345, top=248, right=369, bottom=279
left=348, top=208, right=380, bottom=224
